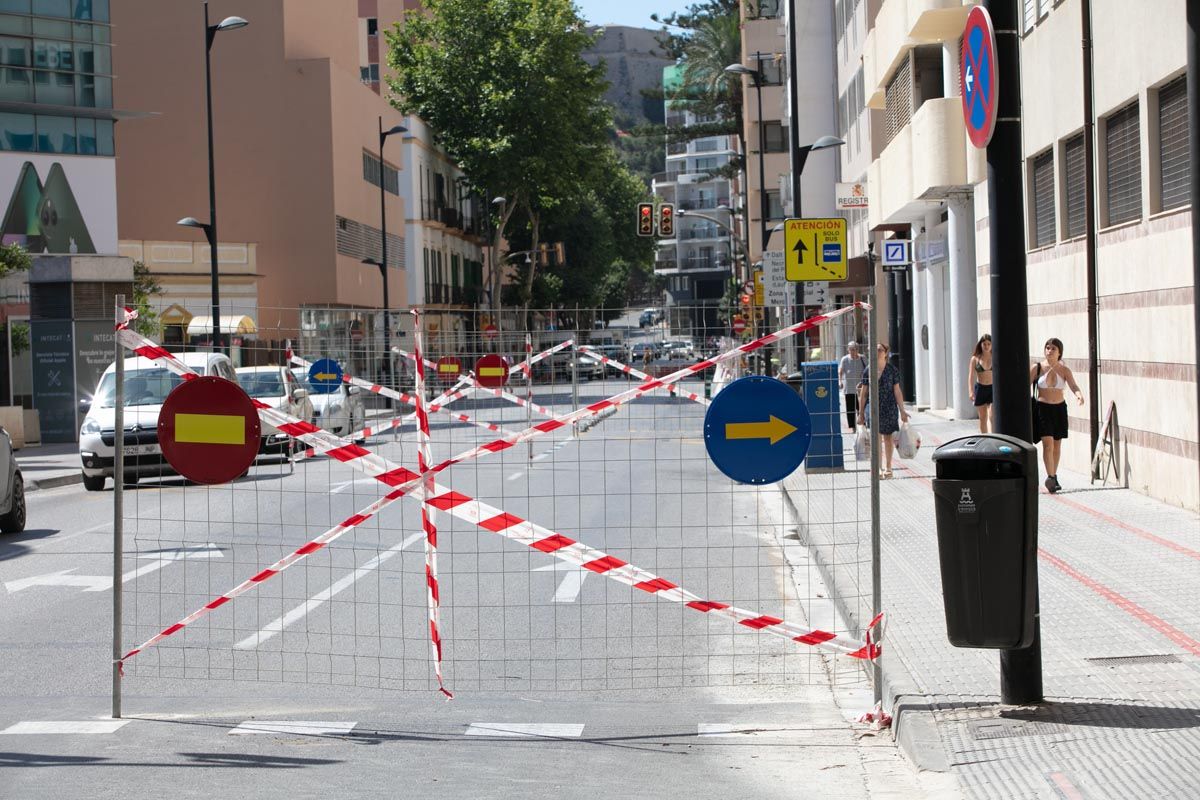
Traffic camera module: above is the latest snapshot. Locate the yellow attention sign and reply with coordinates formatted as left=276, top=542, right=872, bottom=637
left=753, top=269, right=765, bottom=306
left=175, top=413, right=245, bottom=446
left=784, top=217, right=847, bottom=281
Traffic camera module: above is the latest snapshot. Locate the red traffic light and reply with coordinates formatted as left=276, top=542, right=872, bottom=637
left=658, top=203, right=675, bottom=237
left=637, top=203, right=655, bottom=237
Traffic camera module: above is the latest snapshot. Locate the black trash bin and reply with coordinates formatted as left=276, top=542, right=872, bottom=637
left=931, top=434, right=1038, bottom=649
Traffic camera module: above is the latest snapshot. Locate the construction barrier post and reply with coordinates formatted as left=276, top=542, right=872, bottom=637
left=112, top=295, right=125, bottom=719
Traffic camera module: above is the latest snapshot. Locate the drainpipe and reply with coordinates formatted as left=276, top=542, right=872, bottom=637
left=1082, top=0, right=1101, bottom=461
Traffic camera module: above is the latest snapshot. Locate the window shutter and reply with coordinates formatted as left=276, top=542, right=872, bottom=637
left=1032, top=150, right=1056, bottom=248
left=1023, top=0, right=1037, bottom=31
left=1158, top=76, right=1189, bottom=211
left=1105, top=101, right=1141, bottom=226
left=1063, top=134, right=1086, bottom=239
left=883, top=55, right=912, bottom=147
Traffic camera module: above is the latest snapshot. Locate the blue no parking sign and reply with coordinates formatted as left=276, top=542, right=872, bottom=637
left=703, top=376, right=812, bottom=484
left=960, top=6, right=998, bottom=149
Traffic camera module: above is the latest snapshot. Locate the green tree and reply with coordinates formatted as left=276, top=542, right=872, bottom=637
left=131, top=261, right=163, bottom=338
left=0, top=242, right=31, bottom=277
left=387, top=0, right=611, bottom=308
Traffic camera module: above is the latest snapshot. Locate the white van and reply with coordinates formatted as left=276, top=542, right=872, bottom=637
left=79, top=352, right=238, bottom=491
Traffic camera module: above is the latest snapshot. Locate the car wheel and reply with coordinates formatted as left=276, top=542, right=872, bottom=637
left=0, top=472, right=25, bottom=533
left=82, top=472, right=106, bottom=492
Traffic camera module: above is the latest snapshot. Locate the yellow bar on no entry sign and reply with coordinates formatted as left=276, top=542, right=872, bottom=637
left=175, top=413, right=245, bottom=445
left=479, top=367, right=505, bottom=377
left=439, top=364, right=459, bottom=373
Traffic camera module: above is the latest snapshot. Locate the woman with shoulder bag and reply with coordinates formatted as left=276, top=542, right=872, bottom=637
left=1029, top=337, right=1084, bottom=493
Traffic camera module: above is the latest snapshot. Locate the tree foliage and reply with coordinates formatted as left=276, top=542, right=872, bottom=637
left=386, top=0, right=616, bottom=307
left=132, top=261, right=163, bottom=338
left=0, top=243, right=31, bottom=278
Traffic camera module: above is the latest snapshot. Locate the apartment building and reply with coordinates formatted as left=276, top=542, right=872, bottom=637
left=112, top=0, right=483, bottom=374
left=651, top=63, right=739, bottom=338
left=855, top=0, right=1197, bottom=510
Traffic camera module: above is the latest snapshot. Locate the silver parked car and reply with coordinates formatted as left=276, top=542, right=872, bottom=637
left=0, top=426, right=25, bottom=533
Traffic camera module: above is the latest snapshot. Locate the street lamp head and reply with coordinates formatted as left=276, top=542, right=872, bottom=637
left=382, top=124, right=407, bottom=139
left=811, top=135, right=846, bottom=151
left=215, top=15, right=249, bottom=32
left=491, top=196, right=507, bottom=207
left=177, top=216, right=208, bottom=230
left=362, top=257, right=381, bottom=266
left=723, top=63, right=757, bottom=78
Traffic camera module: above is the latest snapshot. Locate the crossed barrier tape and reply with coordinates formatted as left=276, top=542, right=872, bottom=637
left=393, top=346, right=564, bottom=421
left=114, top=303, right=881, bottom=684
left=509, top=339, right=574, bottom=376
left=576, top=344, right=707, bottom=406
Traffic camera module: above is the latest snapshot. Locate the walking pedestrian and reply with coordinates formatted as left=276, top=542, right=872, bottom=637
left=1029, top=337, right=1084, bottom=493
left=857, top=342, right=909, bottom=479
left=967, top=333, right=993, bottom=433
left=838, top=341, right=867, bottom=431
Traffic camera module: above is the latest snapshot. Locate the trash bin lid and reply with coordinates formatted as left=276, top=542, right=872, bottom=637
left=931, top=433, right=1035, bottom=464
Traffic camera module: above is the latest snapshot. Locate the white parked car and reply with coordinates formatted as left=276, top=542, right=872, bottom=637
left=663, top=340, right=695, bottom=359
left=236, top=366, right=313, bottom=453
left=79, top=352, right=237, bottom=491
left=0, top=426, right=24, bottom=533
left=291, top=368, right=367, bottom=441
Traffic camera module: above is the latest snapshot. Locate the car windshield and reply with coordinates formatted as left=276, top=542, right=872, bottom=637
left=94, top=368, right=184, bottom=408
left=239, top=372, right=285, bottom=398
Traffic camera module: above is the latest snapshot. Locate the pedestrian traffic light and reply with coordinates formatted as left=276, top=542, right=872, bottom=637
left=637, top=203, right=655, bottom=237
left=658, top=203, right=675, bottom=237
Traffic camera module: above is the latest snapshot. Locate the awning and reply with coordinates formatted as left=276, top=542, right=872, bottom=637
left=186, top=315, right=258, bottom=336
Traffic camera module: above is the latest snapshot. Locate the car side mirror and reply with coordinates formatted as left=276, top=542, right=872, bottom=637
left=292, top=388, right=308, bottom=400
left=79, top=397, right=92, bottom=411
left=348, top=386, right=362, bottom=396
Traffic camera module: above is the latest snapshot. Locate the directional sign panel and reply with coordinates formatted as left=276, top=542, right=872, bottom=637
left=960, top=6, right=998, bottom=149
left=474, top=353, right=509, bottom=388
left=159, top=376, right=261, bottom=485
left=803, top=282, right=830, bottom=306
left=784, top=218, right=847, bottom=281
left=308, top=358, right=343, bottom=395
left=703, top=376, right=812, bottom=485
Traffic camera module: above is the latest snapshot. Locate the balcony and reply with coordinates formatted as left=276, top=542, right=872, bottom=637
left=438, top=207, right=462, bottom=229
left=864, top=0, right=971, bottom=109
left=867, top=97, right=984, bottom=227
left=682, top=255, right=731, bottom=271
left=678, top=195, right=731, bottom=211
left=679, top=225, right=727, bottom=241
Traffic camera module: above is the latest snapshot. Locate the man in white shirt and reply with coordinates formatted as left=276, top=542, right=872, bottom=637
left=838, top=341, right=866, bottom=431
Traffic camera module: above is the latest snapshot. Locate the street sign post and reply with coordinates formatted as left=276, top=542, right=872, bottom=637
left=784, top=218, right=848, bottom=281
left=753, top=269, right=765, bottom=306
left=803, top=282, right=830, bottom=306
left=961, top=5, right=998, bottom=149
left=762, top=250, right=789, bottom=304
left=158, top=376, right=261, bottom=485
left=703, top=375, right=813, bottom=484
left=474, top=353, right=509, bottom=388
left=308, top=358, right=343, bottom=395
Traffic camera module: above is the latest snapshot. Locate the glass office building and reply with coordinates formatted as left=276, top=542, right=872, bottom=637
left=0, top=0, right=113, bottom=155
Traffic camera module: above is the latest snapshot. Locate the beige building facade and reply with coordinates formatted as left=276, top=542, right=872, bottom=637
left=855, top=0, right=1197, bottom=510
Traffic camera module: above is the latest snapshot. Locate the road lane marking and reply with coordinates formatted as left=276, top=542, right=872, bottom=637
left=464, top=723, right=584, bottom=738
left=1, top=720, right=130, bottom=734
left=4, top=544, right=223, bottom=593
left=507, top=470, right=525, bottom=482
left=234, top=532, right=423, bottom=649
left=229, top=720, right=356, bottom=736
left=532, top=562, right=590, bottom=602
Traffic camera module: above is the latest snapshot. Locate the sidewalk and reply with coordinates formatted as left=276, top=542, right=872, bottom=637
left=783, top=409, right=1200, bottom=800
left=15, top=442, right=81, bottom=491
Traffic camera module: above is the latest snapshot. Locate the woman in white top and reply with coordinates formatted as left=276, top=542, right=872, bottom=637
left=1029, top=337, right=1084, bottom=493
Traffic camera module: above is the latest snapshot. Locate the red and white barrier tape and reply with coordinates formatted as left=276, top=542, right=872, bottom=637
left=412, top=310, right=451, bottom=698
left=509, top=338, right=573, bottom=376
left=115, top=304, right=880, bottom=674
left=463, top=375, right=561, bottom=420
left=576, top=345, right=707, bottom=405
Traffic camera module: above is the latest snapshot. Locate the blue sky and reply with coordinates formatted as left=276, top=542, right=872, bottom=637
left=575, top=0, right=693, bottom=29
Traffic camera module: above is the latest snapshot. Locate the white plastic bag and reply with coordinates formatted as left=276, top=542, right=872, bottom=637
left=854, top=427, right=869, bottom=461
left=896, top=422, right=921, bottom=460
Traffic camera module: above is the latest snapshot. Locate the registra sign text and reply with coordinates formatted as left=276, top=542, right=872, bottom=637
left=834, top=182, right=868, bottom=210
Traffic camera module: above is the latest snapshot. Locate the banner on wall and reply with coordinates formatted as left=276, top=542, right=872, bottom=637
left=0, top=154, right=118, bottom=255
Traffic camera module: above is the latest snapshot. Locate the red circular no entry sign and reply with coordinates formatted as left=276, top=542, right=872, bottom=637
left=732, top=316, right=747, bottom=334
left=158, top=376, right=261, bottom=484
left=483, top=323, right=498, bottom=341
left=435, top=356, right=463, bottom=381
left=474, top=353, right=509, bottom=388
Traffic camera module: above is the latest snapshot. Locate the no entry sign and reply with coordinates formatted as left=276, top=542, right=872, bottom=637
left=732, top=316, right=747, bottom=335
left=474, top=353, right=509, bottom=388
left=159, top=376, right=261, bottom=484
left=483, top=323, right=498, bottom=341
left=960, top=6, right=998, bottom=149
left=435, top=356, right=463, bottom=380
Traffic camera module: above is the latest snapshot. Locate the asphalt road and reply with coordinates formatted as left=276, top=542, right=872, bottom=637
left=0, top=375, right=943, bottom=799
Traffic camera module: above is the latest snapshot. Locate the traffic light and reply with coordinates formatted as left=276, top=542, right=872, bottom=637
left=657, top=203, right=675, bottom=237
left=637, top=203, right=655, bottom=237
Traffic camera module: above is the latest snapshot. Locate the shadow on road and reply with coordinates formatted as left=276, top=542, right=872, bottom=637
left=0, top=751, right=341, bottom=768
left=0, top=529, right=60, bottom=562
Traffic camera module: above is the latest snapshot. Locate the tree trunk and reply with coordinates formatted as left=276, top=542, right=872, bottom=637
left=522, top=204, right=541, bottom=305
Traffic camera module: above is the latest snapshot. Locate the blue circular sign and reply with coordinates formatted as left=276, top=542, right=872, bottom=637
left=704, top=376, right=812, bottom=484
left=307, top=358, right=344, bottom=395
left=960, top=6, right=998, bottom=149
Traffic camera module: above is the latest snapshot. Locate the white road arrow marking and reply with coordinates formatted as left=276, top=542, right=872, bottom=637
left=4, top=544, right=223, bottom=593
left=533, top=562, right=590, bottom=603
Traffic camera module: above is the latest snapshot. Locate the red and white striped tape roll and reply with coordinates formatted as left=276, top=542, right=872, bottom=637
left=576, top=344, right=707, bottom=405
left=411, top=309, right=451, bottom=698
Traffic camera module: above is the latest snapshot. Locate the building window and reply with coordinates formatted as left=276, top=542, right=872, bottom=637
left=1063, top=133, right=1086, bottom=239
left=1022, top=0, right=1036, bottom=32
left=366, top=17, right=378, bottom=36
left=755, top=55, right=782, bottom=86
left=1158, top=76, right=1189, bottom=211
left=763, top=121, right=787, bottom=153
left=750, top=0, right=779, bottom=19
left=362, top=151, right=399, bottom=195
left=765, top=189, right=784, bottom=221
left=1104, top=101, right=1141, bottom=226
left=1031, top=150, right=1055, bottom=248
left=882, top=55, right=912, bottom=147
left=360, top=63, right=379, bottom=83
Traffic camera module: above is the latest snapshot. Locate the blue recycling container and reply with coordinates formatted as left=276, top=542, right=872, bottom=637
left=802, top=360, right=843, bottom=470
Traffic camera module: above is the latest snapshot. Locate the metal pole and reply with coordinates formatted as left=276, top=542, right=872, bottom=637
left=204, top=2, right=222, bottom=355
left=378, top=117, right=392, bottom=407
left=1187, top=0, right=1200, bottom=495
left=866, top=275, right=882, bottom=707
left=1081, top=0, right=1100, bottom=461
left=753, top=74, right=768, bottom=251
left=112, top=295, right=125, bottom=719
left=986, top=0, right=1042, bottom=705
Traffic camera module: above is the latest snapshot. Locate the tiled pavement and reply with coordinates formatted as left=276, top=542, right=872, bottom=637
left=783, top=410, right=1200, bottom=800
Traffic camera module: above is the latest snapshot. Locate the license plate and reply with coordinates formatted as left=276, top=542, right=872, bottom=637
left=123, top=444, right=160, bottom=456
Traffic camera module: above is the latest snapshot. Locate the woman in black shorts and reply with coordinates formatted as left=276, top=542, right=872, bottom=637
left=1029, top=337, right=1084, bottom=493
left=967, top=334, right=993, bottom=432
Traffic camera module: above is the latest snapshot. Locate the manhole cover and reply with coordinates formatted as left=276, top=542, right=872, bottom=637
left=968, top=720, right=1070, bottom=740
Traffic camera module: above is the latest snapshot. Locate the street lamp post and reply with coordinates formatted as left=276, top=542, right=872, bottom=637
left=724, top=61, right=769, bottom=255
left=372, top=117, right=407, bottom=395
left=199, top=3, right=248, bottom=354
